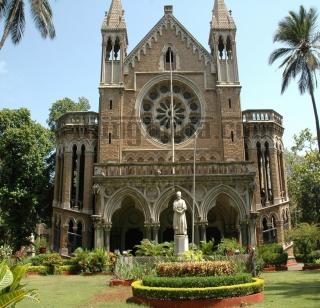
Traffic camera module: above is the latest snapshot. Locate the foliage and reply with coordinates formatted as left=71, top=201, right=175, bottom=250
left=41, top=253, right=62, bottom=274
left=26, top=265, right=47, bottom=275
left=134, top=240, right=174, bottom=257
left=90, top=248, right=108, bottom=273
left=258, top=244, right=288, bottom=266
left=71, top=248, right=92, bottom=274
left=0, top=245, right=12, bottom=263
left=0, top=0, right=55, bottom=50
left=107, top=252, right=117, bottom=272
left=47, top=97, right=91, bottom=131
left=142, top=273, right=252, bottom=288
left=156, top=261, right=236, bottom=277
left=182, top=249, right=203, bottom=262
left=314, top=258, right=320, bottom=265
left=114, top=256, right=156, bottom=280
left=287, top=223, right=320, bottom=262
left=200, top=240, right=215, bottom=255
left=288, top=150, right=320, bottom=223
left=34, top=237, right=48, bottom=253
left=0, top=262, right=39, bottom=307
left=216, top=238, right=244, bottom=255
left=269, top=5, right=320, bottom=151
left=132, top=278, right=264, bottom=300
left=0, top=108, right=54, bottom=250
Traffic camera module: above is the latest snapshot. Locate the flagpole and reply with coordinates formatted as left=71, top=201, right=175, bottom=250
left=169, top=48, right=175, bottom=175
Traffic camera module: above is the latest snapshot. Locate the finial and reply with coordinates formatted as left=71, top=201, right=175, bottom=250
left=229, top=10, right=232, bottom=16
left=164, top=5, right=173, bottom=15
left=105, top=11, right=108, bottom=16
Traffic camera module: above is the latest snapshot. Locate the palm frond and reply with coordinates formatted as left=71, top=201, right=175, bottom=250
left=29, top=0, right=55, bottom=39
left=5, top=0, right=25, bottom=44
left=269, top=48, right=293, bottom=65
left=0, top=0, right=8, bottom=18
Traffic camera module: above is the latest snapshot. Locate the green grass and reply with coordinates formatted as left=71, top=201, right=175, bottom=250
left=17, top=271, right=320, bottom=307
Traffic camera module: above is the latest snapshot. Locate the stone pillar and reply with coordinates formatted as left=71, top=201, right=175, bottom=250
left=53, top=154, right=60, bottom=206
left=82, top=229, right=89, bottom=249
left=93, top=216, right=104, bottom=248
left=75, top=148, right=81, bottom=209
left=83, top=151, right=94, bottom=214
left=269, top=147, right=281, bottom=204
left=62, top=152, right=72, bottom=209
left=277, top=220, right=285, bottom=244
left=49, top=216, right=55, bottom=251
left=104, top=224, right=111, bottom=252
left=236, top=224, right=242, bottom=246
left=152, top=224, right=159, bottom=243
left=144, top=224, right=151, bottom=240
left=200, top=223, right=207, bottom=242
left=60, top=223, right=69, bottom=255
left=194, top=224, right=200, bottom=245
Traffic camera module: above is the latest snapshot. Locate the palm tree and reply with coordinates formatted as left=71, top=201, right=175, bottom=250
left=0, top=0, right=55, bottom=50
left=269, top=5, right=320, bottom=152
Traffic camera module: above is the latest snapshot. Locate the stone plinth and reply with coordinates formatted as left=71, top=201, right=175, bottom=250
left=174, top=235, right=188, bottom=255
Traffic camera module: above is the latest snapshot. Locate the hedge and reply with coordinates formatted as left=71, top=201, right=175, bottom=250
left=27, top=265, right=48, bottom=274
left=156, top=261, right=235, bottom=277
left=142, top=273, right=252, bottom=288
left=132, top=278, right=264, bottom=300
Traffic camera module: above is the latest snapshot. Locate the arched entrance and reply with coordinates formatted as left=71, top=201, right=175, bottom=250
left=206, top=194, right=240, bottom=245
left=110, top=196, right=145, bottom=253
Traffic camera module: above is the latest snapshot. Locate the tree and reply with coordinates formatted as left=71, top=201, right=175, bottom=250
left=0, top=108, right=53, bottom=250
left=286, top=129, right=320, bottom=224
left=0, top=0, right=55, bottom=50
left=47, top=97, right=91, bottom=131
left=269, top=5, right=320, bottom=152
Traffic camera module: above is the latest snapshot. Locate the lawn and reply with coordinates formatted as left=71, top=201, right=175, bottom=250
left=18, top=271, right=320, bottom=308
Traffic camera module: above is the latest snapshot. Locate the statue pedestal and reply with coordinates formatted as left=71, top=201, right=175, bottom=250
left=174, top=235, right=189, bottom=256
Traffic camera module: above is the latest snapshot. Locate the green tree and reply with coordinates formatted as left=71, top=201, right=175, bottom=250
left=269, top=5, right=320, bottom=152
left=47, top=97, right=91, bottom=131
left=0, top=0, right=55, bottom=50
left=287, top=129, right=320, bottom=224
left=0, top=108, right=53, bottom=250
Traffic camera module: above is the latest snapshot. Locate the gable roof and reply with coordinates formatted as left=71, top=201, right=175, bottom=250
left=124, top=13, right=213, bottom=68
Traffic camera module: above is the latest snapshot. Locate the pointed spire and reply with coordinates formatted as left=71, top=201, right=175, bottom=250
left=102, top=0, right=126, bottom=31
left=212, top=0, right=236, bottom=30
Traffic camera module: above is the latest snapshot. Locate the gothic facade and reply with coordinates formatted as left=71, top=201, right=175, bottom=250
left=51, top=0, right=290, bottom=254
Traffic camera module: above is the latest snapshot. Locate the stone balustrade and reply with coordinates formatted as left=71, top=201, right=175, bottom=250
left=94, top=161, right=255, bottom=177
left=57, top=112, right=99, bottom=130
left=242, top=109, right=283, bottom=126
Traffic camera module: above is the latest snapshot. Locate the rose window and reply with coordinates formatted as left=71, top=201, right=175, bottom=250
left=140, top=81, right=201, bottom=144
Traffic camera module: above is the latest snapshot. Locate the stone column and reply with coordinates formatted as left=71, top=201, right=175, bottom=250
left=269, top=147, right=281, bottom=204
left=53, top=154, right=60, bottom=207
left=75, top=148, right=81, bottom=209
left=152, top=224, right=159, bottom=243
left=93, top=216, right=104, bottom=248
left=144, top=224, right=151, bottom=240
left=60, top=223, right=69, bottom=256
left=62, top=151, right=72, bottom=209
left=104, top=224, right=112, bottom=252
left=194, top=224, right=200, bottom=245
left=277, top=220, right=285, bottom=245
left=49, top=216, right=55, bottom=251
left=236, top=224, right=242, bottom=246
left=200, top=223, right=207, bottom=242
left=83, top=150, right=94, bottom=214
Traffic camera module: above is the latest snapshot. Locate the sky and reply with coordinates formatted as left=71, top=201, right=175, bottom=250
left=0, top=0, right=319, bottom=149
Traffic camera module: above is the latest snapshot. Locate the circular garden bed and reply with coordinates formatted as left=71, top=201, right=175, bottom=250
left=130, top=261, right=264, bottom=307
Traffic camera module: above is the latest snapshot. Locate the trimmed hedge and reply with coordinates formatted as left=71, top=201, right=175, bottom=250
left=27, top=265, right=47, bottom=274
left=258, top=244, right=288, bottom=266
left=142, top=273, right=252, bottom=288
left=132, top=278, right=264, bottom=300
left=156, top=261, right=235, bottom=277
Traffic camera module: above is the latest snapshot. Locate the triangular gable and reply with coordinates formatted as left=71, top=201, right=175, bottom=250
left=124, top=14, right=213, bottom=68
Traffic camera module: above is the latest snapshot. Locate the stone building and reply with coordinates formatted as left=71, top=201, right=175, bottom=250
left=51, top=0, right=290, bottom=254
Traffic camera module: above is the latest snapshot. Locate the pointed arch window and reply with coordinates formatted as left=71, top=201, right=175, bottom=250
left=264, top=142, right=273, bottom=204
left=71, top=145, right=77, bottom=207
left=165, top=47, right=176, bottom=70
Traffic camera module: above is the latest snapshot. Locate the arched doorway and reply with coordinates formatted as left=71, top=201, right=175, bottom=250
left=206, top=194, right=240, bottom=245
left=110, top=196, right=145, bottom=253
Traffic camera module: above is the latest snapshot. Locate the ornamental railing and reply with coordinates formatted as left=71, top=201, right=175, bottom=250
left=242, top=109, right=283, bottom=126
left=57, top=111, right=98, bottom=130
left=94, top=161, right=255, bottom=177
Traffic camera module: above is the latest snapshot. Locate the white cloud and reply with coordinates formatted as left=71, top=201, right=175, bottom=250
left=0, top=61, right=8, bottom=75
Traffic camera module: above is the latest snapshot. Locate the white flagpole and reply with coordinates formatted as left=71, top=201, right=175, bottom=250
left=169, top=48, right=175, bottom=174
left=192, top=132, right=197, bottom=245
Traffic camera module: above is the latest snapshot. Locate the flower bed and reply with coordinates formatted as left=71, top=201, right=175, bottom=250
left=156, top=261, right=235, bottom=277
left=131, top=278, right=264, bottom=300
left=263, top=264, right=288, bottom=272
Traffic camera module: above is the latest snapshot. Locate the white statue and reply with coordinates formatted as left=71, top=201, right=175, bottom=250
left=173, top=191, right=187, bottom=235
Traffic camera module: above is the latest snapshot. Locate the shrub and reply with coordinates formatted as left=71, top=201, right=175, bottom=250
left=0, top=244, right=12, bottom=262
left=42, top=253, right=63, bottom=274
left=314, top=258, right=320, bottom=265
left=108, top=252, right=117, bottom=272
left=216, top=238, right=244, bottom=255
left=90, top=248, right=108, bottom=273
left=132, top=278, right=264, bottom=300
left=142, top=273, right=252, bottom=288
left=258, top=244, right=288, bottom=266
left=71, top=248, right=92, bottom=273
left=135, top=240, right=174, bottom=257
left=27, top=265, right=48, bottom=275
left=156, top=261, right=236, bottom=277
left=200, top=241, right=215, bottom=255
left=30, top=254, right=51, bottom=266
left=309, top=250, right=320, bottom=263
left=182, top=249, right=203, bottom=262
